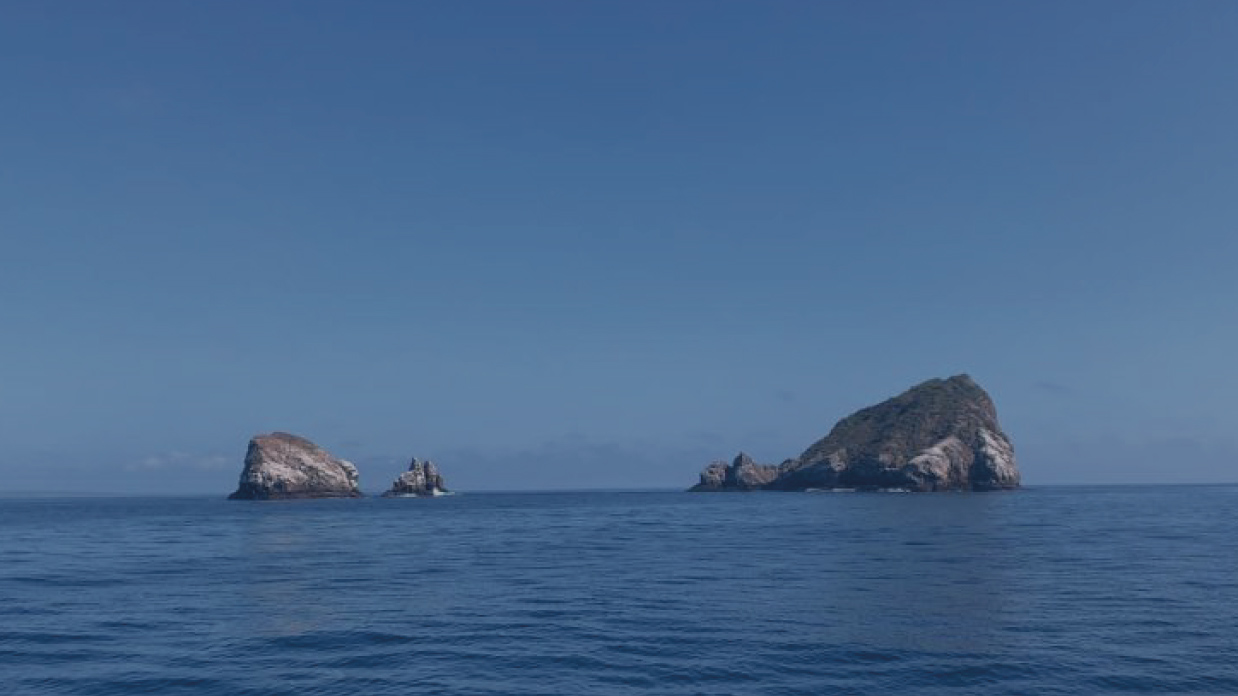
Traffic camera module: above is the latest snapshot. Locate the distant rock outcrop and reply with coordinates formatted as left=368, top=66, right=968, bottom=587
left=691, top=375, right=1020, bottom=493
left=228, top=432, right=362, bottom=500
left=383, top=458, right=448, bottom=497
left=690, top=452, right=779, bottom=492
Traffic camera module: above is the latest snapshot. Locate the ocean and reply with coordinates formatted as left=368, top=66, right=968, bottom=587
left=2, top=486, right=1236, bottom=695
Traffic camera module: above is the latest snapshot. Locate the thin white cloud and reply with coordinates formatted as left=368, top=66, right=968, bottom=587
left=125, top=452, right=232, bottom=473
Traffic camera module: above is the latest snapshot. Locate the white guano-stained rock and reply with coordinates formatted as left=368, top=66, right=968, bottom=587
left=228, top=432, right=362, bottom=500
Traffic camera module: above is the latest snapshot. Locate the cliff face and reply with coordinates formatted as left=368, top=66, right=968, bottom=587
left=228, top=432, right=362, bottom=500
left=383, top=458, right=448, bottom=497
left=692, top=375, right=1020, bottom=492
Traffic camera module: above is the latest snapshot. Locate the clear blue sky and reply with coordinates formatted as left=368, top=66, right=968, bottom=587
left=2, top=1, right=1236, bottom=493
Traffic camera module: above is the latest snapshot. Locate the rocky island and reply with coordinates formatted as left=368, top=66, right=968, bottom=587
left=228, top=432, right=362, bottom=500
left=694, top=452, right=779, bottom=491
left=382, top=458, right=449, bottom=497
left=690, top=375, right=1019, bottom=493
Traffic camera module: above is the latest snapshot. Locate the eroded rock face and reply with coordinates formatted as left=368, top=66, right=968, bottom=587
left=228, top=432, right=361, bottom=500
left=690, top=452, right=779, bottom=491
left=383, top=458, right=448, bottom=497
left=692, top=375, right=1020, bottom=492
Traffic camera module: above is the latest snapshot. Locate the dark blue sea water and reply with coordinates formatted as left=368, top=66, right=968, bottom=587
left=2, top=487, right=1237, bottom=695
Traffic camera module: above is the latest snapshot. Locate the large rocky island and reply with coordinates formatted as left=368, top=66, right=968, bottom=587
left=691, top=375, right=1019, bottom=493
left=383, top=458, right=449, bottom=497
left=228, top=432, right=362, bottom=500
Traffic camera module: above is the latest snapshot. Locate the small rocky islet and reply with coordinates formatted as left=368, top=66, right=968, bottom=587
left=690, top=374, right=1020, bottom=493
left=228, top=432, right=362, bottom=500
left=382, top=458, right=449, bottom=497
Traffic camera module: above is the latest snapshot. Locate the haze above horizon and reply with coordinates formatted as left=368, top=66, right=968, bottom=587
left=2, top=1, right=1236, bottom=493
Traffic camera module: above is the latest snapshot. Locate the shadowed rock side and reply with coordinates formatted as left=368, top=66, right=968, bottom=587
left=228, top=432, right=362, bottom=500
left=383, top=458, right=448, bottom=497
left=692, top=375, right=1020, bottom=493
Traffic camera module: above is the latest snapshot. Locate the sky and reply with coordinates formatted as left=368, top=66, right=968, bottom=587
left=2, top=1, right=1236, bottom=493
